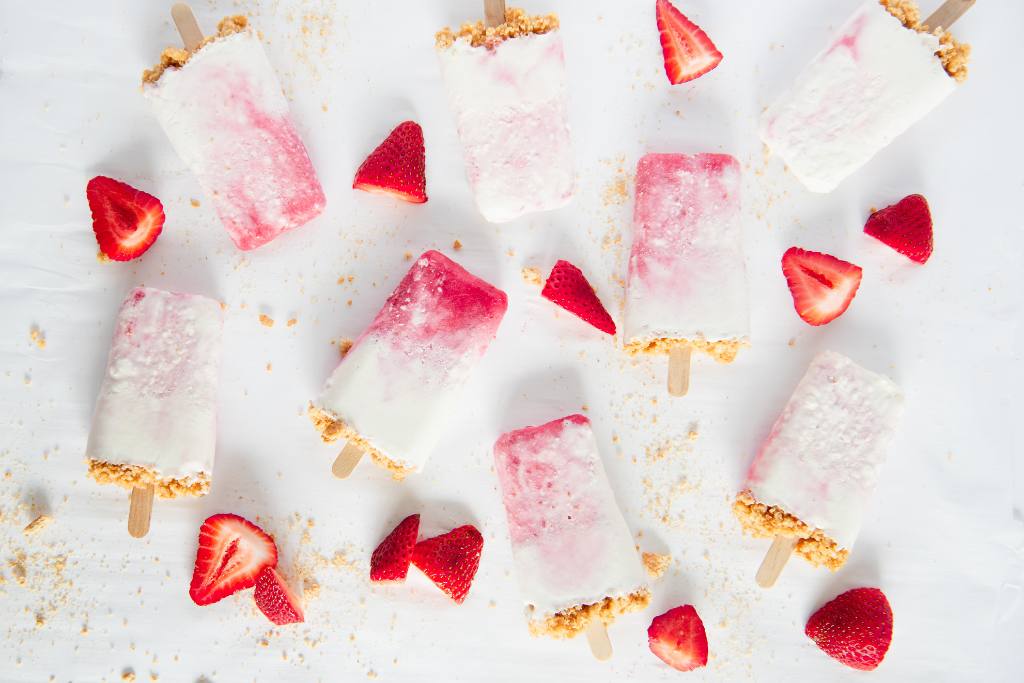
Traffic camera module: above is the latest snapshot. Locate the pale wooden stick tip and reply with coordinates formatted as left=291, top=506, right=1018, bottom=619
left=755, top=536, right=797, bottom=588
left=585, top=621, right=613, bottom=661
left=332, top=442, right=364, bottom=479
left=127, top=484, right=155, bottom=539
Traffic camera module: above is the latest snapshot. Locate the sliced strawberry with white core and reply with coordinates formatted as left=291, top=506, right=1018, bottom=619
left=189, top=513, right=278, bottom=606
left=781, top=247, right=863, bottom=326
left=655, top=0, right=723, bottom=84
left=253, top=567, right=305, bottom=626
left=648, top=604, right=709, bottom=671
left=86, top=176, right=165, bottom=261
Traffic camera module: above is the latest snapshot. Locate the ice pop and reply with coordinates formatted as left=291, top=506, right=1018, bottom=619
left=732, top=351, right=903, bottom=585
left=624, top=153, right=749, bottom=396
left=435, top=7, right=574, bottom=222
left=759, top=0, right=971, bottom=193
left=310, top=251, right=507, bottom=479
left=86, top=287, right=223, bottom=535
left=142, top=13, right=325, bottom=250
left=494, top=414, right=649, bottom=654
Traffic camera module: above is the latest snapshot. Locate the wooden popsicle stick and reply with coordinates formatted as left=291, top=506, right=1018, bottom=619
left=667, top=345, right=692, bottom=397
left=585, top=621, right=613, bottom=661
left=171, top=3, right=204, bottom=51
left=923, top=0, right=976, bottom=30
left=332, top=441, right=364, bottom=479
left=127, top=484, right=155, bottom=538
left=755, top=536, right=797, bottom=588
left=483, top=0, right=506, bottom=28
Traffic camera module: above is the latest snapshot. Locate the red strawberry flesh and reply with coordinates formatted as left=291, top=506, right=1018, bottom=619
left=805, top=587, right=893, bottom=671
left=253, top=567, right=305, bottom=626
left=541, top=260, right=616, bottom=335
left=411, top=525, right=483, bottom=604
left=86, top=176, right=165, bottom=261
left=352, top=120, right=427, bottom=203
left=656, top=0, right=723, bottom=85
left=781, top=247, right=863, bottom=326
left=189, top=513, right=278, bottom=606
left=864, top=194, right=933, bottom=263
left=648, top=604, right=709, bottom=672
left=370, top=514, right=420, bottom=582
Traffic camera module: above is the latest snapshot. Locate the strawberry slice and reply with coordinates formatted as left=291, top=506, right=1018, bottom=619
left=655, top=0, right=723, bottom=84
left=370, top=514, right=420, bottom=583
left=411, top=525, right=483, bottom=604
left=541, top=260, right=616, bottom=335
left=781, top=247, right=863, bottom=326
left=864, top=194, right=933, bottom=264
left=352, top=121, right=427, bottom=203
left=188, top=513, right=278, bottom=606
left=648, top=605, right=709, bottom=672
left=86, top=176, right=165, bottom=261
left=805, top=587, right=893, bottom=671
left=253, top=567, right=305, bottom=626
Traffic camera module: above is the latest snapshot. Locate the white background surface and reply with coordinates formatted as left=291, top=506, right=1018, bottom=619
left=1, top=0, right=1021, bottom=681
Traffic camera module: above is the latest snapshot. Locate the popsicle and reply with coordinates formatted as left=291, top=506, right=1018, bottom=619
left=624, top=153, right=749, bottom=396
left=310, top=251, right=508, bottom=479
left=435, top=3, right=574, bottom=222
left=732, top=351, right=904, bottom=587
left=759, top=0, right=972, bottom=193
left=494, top=414, right=650, bottom=659
left=86, top=287, right=224, bottom=538
left=142, top=6, right=325, bottom=250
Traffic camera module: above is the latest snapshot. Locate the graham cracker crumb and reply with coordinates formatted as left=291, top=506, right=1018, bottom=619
left=122, top=670, right=136, bottom=682
left=87, top=459, right=209, bottom=499
left=97, top=250, right=110, bottom=263
left=453, top=239, right=463, bottom=251
left=287, top=318, right=298, bottom=327
left=308, top=404, right=415, bottom=480
left=527, top=588, right=650, bottom=638
left=624, top=336, right=747, bottom=363
left=190, top=198, right=201, bottom=208
left=259, top=313, right=275, bottom=328
left=879, top=0, right=970, bottom=81
left=732, top=490, right=849, bottom=570
left=642, top=552, right=671, bottom=579
left=23, top=514, right=52, bottom=536
left=337, top=339, right=354, bottom=358
left=29, top=327, right=46, bottom=350
left=436, top=7, right=559, bottom=49
left=142, top=16, right=249, bottom=85
left=521, top=267, right=543, bottom=286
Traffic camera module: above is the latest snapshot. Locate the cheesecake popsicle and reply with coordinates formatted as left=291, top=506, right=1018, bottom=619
left=624, top=153, right=749, bottom=396
left=86, top=287, right=224, bottom=537
left=143, top=10, right=325, bottom=250
left=494, top=414, right=650, bottom=659
left=732, top=351, right=904, bottom=586
left=435, top=6, right=574, bottom=222
left=759, top=0, right=971, bottom=193
left=310, top=251, right=507, bottom=479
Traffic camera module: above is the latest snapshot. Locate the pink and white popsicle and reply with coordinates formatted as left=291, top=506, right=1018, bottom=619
left=311, top=250, right=508, bottom=479
left=494, top=414, right=649, bottom=649
left=143, top=16, right=325, bottom=250
left=733, top=351, right=903, bottom=585
left=624, top=153, right=749, bottom=394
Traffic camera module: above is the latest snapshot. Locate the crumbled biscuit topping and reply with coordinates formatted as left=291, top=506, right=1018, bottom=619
left=732, top=490, right=849, bottom=571
left=527, top=589, right=651, bottom=639
left=142, top=15, right=249, bottom=85
left=308, top=404, right=414, bottom=480
left=87, top=459, right=210, bottom=499
left=435, top=8, right=559, bottom=49
left=624, top=336, right=746, bottom=364
left=879, top=0, right=970, bottom=82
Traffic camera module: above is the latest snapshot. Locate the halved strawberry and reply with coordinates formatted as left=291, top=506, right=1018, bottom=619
left=188, top=513, right=278, bottom=606
left=86, top=176, right=165, bottom=261
left=370, top=514, right=420, bottom=582
left=781, top=247, right=863, bottom=326
left=805, top=587, right=893, bottom=671
left=253, top=567, right=305, bottom=626
left=655, top=0, right=723, bottom=85
left=648, top=605, right=709, bottom=672
left=541, top=260, right=616, bottom=335
left=352, top=121, right=427, bottom=203
left=411, top=525, right=483, bottom=604
left=864, top=194, right=933, bottom=263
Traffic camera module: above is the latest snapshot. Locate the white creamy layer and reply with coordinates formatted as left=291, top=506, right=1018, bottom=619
left=86, top=287, right=223, bottom=482
left=494, top=416, right=646, bottom=621
left=746, top=351, right=904, bottom=549
left=759, top=1, right=956, bottom=193
left=625, top=154, right=749, bottom=347
left=438, top=32, right=575, bottom=222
